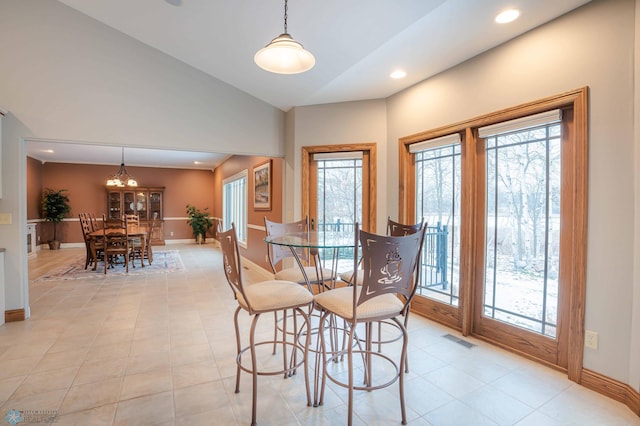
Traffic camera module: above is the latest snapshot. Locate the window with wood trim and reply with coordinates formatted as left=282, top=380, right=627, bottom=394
left=223, top=170, right=248, bottom=245
left=399, top=88, right=588, bottom=380
left=412, top=135, right=462, bottom=306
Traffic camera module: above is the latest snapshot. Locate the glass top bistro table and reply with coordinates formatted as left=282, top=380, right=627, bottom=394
left=265, top=230, right=356, bottom=290
left=265, top=229, right=356, bottom=406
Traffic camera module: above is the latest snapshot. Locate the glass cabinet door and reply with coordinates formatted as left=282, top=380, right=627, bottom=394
left=123, top=192, right=135, bottom=215
left=149, top=192, right=162, bottom=220
left=106, top=188, right=163, bottom=243
left=108, top=192, right=122, bottom=220
left=136, top=191, right=147, bottom=220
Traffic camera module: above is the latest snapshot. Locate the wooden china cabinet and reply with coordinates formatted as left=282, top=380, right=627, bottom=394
left=106, top=187, right=165, bottom=245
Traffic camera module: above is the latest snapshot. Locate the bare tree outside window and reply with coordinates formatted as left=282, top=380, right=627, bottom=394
left=316, top=159, right=362, bottom=271
left=485, top=124, right=561, bottom=336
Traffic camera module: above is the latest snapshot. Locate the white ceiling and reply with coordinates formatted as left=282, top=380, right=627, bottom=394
left=27, top=140, right=230, bottom=170
left=30, top=0, right=592, bottom=170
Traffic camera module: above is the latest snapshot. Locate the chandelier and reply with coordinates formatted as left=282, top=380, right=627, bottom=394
left=254, top=0, right=315, bottom=74
left=106, top=147, right=138, bottom=187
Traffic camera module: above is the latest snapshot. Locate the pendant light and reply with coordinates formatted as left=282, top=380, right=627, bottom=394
left=254, top=0, right=315, bottom=74
left=106, top=147, right=138, bottom=187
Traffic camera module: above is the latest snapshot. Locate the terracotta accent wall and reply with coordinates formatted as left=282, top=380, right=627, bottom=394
left=30, top=160, right=214, bottom=245
left=213, top=156, right=283, bottom=271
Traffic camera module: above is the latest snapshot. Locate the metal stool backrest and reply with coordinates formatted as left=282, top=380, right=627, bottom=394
left=387, top=217, right=424, bottom=237
left=353, top=223, right=426, bottom=319
left=218, top=223, right=252, bottom=311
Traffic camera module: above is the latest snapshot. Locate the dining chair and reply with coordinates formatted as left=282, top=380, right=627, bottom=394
left=88, top=212, right=99, bottom=232
left=264, top=217, right=336, bottom=291
left=219, top=223, right=314, bottom=426
left=124, top=213, right=139, bottom=226
left=144, top=216, right=160, bottom=265
left=314, top=223, right=426, bottom=426
left=130, top=213, right=155, bottom=267
left=79, top=213, right=102, bottom=269
left=124, top=214, right=142, bottom=262
left=102, top=214, right=132, bottom=274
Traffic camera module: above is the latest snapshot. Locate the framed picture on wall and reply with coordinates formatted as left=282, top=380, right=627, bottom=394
left=253, top=160, right=271, bottom=210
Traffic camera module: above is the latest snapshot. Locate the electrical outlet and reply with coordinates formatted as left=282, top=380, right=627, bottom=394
left=585, top=330, right=598, bottom=349
left=170, top=231, right=174, bottom=237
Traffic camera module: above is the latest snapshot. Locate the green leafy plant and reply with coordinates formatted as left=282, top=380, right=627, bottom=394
left=186, top=204, right=213, bottom=242
left=41, top=188, right=71, bottom=247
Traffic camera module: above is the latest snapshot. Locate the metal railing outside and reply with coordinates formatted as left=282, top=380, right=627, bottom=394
left=315, top=221, right=449, bottom=285
left=420, top=222, right=449, bottom=290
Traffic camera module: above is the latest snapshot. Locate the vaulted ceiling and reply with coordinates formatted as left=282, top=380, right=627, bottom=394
left=28, top=0, right=592, bottom=169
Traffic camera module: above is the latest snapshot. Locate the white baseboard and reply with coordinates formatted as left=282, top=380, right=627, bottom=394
left=165, top=239, right=219, bottom=246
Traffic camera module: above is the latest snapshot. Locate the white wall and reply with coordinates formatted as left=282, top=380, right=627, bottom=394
left=286, top=100, right=388, bottom=230
left=0, top=116, right=30, bottom=312
left=385, top=0, right=637, bottom=384
left=0, top=1, right=284, bottom=155
left=0, top=0, right=284, bottom=314
left=285, top=0, right=639, bottom=387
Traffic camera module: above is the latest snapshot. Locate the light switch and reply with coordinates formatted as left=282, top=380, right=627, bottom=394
left=0, top=213, right=12, bottom=225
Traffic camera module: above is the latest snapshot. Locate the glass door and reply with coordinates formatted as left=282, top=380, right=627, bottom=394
left=472, top=112, right=567, bottom=366
left=312, top=154, right=363, bottom=232
left=401, top=92, right=587, bottom=373
left=302, top=144, right=376, bottom=274
left=476, top=121, right=561, bottom=330
left=415, top=143, right=461, bottom=307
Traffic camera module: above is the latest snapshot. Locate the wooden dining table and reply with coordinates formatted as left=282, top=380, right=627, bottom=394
left=87, top=225, right=148, bottom=271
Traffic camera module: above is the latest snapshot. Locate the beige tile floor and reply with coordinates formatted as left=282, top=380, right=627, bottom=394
left=0, top=244, right=638, bottom=425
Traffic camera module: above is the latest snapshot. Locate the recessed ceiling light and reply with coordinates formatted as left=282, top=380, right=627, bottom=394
left=193, top=161, right=202, bottom=165
left=495, top=9, right=520, bottom=24
left=41, top=149, right=54, bottom=153
left=390, top=70, right=407, bottom=79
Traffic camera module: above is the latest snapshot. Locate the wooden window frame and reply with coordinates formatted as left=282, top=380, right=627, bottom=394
left=302, top=143, right=377, bottom=233
left=399, top=87, right=588, bottom=381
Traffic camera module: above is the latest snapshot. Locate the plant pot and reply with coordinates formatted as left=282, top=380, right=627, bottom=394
left=48, top=240, right=61, bottom=250
left=196, top=234, right=204, bottom=244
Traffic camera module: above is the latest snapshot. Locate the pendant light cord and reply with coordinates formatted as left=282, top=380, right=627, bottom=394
left=283, top=0, right=288, bottom=34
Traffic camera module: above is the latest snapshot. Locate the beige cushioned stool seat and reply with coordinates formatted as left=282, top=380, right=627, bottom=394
left=276, top=266, right=336, bottom=284
left=339, top=269, right=364, bottom=286
left=314, top=287, right=403, bottom=321
left=237, top=280, right=314, bottom=312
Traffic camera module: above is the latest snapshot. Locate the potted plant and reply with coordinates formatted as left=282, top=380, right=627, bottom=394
left=186, top=204, right=213, bottom=244
left=41, top=188, right=71, bottom=250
